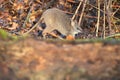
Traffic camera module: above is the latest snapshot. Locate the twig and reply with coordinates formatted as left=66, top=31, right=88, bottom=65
left=103, top=0, right=106, bottom=39
left=78, top=0, right=120, bottom=21
left=105, top=33, right=120, bottom=38
left=106, top=0, right=112, bottom=35
left=22, top=0, right=34, bottom=28
left=72, top=0, right=83, bottom=20
left=9, top=0, right=14, bottom=4
left=78, top=0, right=87, bottom=27
left=96, top=0, right=100, bottom=37
left=112, top=6, right=120, bottom=17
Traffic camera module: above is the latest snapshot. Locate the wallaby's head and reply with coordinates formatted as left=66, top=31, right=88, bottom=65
left=70, top=19, right=82, bottom=37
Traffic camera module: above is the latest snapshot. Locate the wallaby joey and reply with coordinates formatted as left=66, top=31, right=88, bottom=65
left=39, top=8, right=82, bottom=40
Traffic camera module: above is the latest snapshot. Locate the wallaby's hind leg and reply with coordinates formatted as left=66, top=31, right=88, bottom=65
left=42, top=27, right=64, bottom=39
left=42, top=27, right=54, bottom=38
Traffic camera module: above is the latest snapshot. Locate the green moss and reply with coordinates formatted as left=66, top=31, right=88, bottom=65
left=0, top=29, right=8, bottom=40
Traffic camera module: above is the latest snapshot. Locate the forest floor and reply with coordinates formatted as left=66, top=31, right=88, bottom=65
left=0, top=38, right=120, bottom=80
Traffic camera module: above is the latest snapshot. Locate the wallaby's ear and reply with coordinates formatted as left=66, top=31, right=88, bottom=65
left=70, top=19, right=83, bottom=33
left=71, top=20, right=74, bottom=26
left=70, top=19, right=77, bottom=27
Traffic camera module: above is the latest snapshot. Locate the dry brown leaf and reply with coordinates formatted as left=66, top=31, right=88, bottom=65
left=7, top=22, right=18, bottom=30
left=13, top=2, right=24, bottom=10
